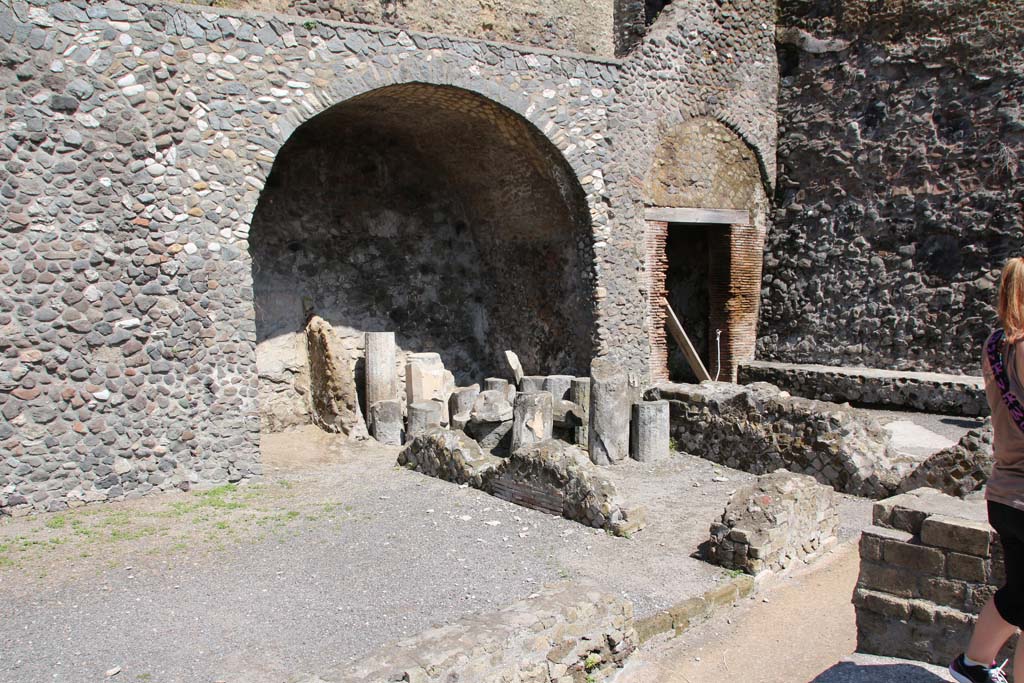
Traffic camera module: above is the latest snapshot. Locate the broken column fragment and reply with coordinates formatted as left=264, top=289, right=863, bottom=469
left=504, top=350, right=525, bottom=385
left=630, top=400, right=669, bottom=462
left=448, top=385, right=480, bottom=432
left=511, top=392, right=553, bottom=453
left=571, top=377, right=591, bottom=446
left=369, top=399, right=403, bottom=446
left=520, top=376, right=546, bottom=393
left=406, top=352, right=455, bottom=426
left=406, top=401, right=442, bottom=443
left=467, top=390, right=514, bottom=455
left=365, top=331, right=397, bottom=412
left=484, top=377, right=516, bottom=406
left=553, top=399, right=584, bottom=444
left=543, top=375, right=574, bottom=403
left=588, top=359, right=630, bottom=466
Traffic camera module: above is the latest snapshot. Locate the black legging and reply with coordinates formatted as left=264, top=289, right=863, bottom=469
left=990, top=500, right=1024, bottom=628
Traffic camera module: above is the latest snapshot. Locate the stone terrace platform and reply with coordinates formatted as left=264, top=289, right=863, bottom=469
left=740, top=360, right=987, bottom=416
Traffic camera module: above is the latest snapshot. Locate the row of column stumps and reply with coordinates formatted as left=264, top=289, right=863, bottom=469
left=363, top=333, right=669, bottom=462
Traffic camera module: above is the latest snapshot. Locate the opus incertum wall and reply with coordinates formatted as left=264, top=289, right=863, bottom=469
left=0, top=0, right=778, bottom=514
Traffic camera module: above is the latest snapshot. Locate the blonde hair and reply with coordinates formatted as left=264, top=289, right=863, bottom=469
left=999, top=257, right=1024, bottom=343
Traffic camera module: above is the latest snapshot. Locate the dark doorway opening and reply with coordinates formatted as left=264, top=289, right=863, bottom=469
left=664, top=222, right=729, bottom=383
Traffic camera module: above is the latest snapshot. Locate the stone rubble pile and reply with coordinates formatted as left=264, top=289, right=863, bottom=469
left=361, top=336, right=669, bottom=470
left=399, top=428, right=646, bottom=536
left=706, top=469, right=839, bottom=576
left=898, top=422, right=994, bottom=498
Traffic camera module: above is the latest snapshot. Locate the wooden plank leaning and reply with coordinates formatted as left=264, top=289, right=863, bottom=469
left=663, top=297, right=712, bottom=382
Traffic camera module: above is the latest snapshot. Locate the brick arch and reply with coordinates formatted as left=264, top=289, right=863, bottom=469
left=251, top=69, right=590, bottom=196
left=643, top=116, right=770, bottom=385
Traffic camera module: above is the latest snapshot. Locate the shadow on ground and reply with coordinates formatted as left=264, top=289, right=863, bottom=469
left=812, top=661, right=950, bottom=682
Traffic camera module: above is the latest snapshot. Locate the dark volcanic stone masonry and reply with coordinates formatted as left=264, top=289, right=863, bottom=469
left=0, top=0, right=777, bottom=513
left=763, top=0, right=1024, bottom=374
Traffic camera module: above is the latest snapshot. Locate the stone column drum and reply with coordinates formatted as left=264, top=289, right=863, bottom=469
left=570, top=377, right=591, bottom=446
left=588, top=359, right=630, bottom=466
left=511, top=392, right=553, bottom=453
left=484, top=377, right=517, bottom=405
left=630, top=400, right=669, bottom=462
left=543, top=375, right=574, bottom=402
left=406, top=353, right=455, bottom=425
left=406, top=401, right=442, bottom=443
left=369, top=399, right=403, bottom=446
left=448, top=385, right=480, bottom=431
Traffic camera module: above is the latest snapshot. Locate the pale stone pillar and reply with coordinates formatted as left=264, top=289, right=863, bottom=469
left=448, top=385, right=480, bottom=431
left=406, top=352, right=455, bottom=425
left=630, top=400, right=669, bottom=462
left=511, top=392, right=553, bottom=453
left=588, top=359, right=630, bottom=466
left=365, top=332, right=397, bottom=409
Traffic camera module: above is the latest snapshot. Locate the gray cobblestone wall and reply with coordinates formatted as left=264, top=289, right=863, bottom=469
left=0, top=0, right=778, bottom=514
left=762, top=0, right=1024, bottom=374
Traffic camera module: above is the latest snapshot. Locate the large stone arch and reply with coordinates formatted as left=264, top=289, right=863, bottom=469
left=249, top=82, right=598, bottom=431
left=643, top=117, right=770, bottom=384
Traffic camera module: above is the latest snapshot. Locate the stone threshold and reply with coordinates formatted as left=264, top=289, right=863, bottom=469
left=738, top=360, right=987, bottom=416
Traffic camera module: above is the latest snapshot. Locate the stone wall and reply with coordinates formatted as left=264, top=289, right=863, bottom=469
left=763, top=0, right=1024, bottom=374
left=188, top=0, right=617, bottom=57
left=739, top=360, right=988, bottom=416
left=855, top=488, right=1011, bottom=667
left=290, top=581, right=637, bottom=683
left=707, top=469, right=839, bottom=576
left=0, top=0, right=778, bottom=514
left=649, top=381, right=914, bottom=498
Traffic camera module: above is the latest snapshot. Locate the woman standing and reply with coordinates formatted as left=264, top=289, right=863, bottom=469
left=951, top=258, right=1024, bottom=683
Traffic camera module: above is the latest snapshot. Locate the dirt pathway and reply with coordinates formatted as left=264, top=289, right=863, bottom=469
left=617, top=540, right=956, bottom=682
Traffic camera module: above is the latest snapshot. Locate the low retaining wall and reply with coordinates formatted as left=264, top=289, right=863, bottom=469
left=739, top=361, right=987, bottom=416
left=650, top=382, right=914, bottom=498
left=289, top=582, right=636, bottom=683
left=707, top=470, right=839, bottom=576
left=854, top=488, right=1010, bottom=667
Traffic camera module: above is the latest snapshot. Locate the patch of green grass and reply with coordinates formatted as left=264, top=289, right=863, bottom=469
left=108, top=526, right=157, bottom=542
left=45, top=515, right=67, bottom=529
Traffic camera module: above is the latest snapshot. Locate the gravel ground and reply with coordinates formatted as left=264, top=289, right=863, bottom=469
left=2, top=409, right=970, bottom=683
left=0, top=426, right=814, bottom=683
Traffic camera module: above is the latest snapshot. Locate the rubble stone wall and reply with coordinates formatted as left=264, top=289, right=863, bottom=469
left=898, top=423, right=993, bottom=499
left=650, top=381, right=912, bottom=498
left=185, top=0, right=618, bottom=57
left=763, top=0, right=1024, bottom=374
left=291, top=581, right=637, bottom=683
left=855, top=488, right=1011, bottom=667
